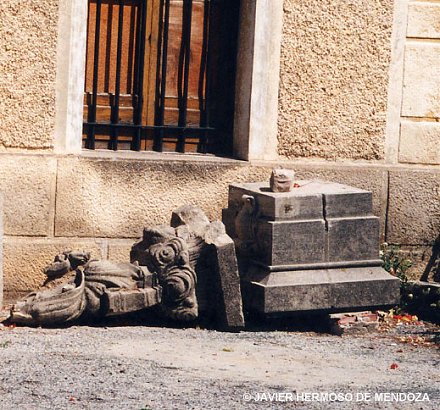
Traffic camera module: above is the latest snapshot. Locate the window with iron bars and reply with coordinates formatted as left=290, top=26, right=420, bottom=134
left=83, top=0, right=239, bottom=156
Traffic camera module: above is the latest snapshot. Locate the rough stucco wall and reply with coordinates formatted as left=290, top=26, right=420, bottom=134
left=278, top=0, right=393, bottom=160
left=0, top=0, right=58, bottom=149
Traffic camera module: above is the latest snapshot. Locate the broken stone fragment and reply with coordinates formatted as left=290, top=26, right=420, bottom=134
left=205, top=221, right=245, bottom=330
left=270, top=168, right=295, bottom=192
left=10, top=269, right=87, bottom=325
left=43, top=250, right=91, bottom=279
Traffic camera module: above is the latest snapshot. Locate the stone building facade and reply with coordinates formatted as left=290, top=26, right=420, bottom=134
left=0, top=0, right=439, bottom=297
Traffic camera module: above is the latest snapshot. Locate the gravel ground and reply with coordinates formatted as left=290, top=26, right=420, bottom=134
left=0, top=318, right=438, bottom=410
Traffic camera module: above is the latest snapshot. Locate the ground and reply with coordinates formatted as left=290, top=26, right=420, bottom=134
left=0, top=317, right=438, bottom=409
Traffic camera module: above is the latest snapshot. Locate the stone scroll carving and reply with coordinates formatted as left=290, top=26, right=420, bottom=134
left=9, top=205, right=244, bottom=330
left=137, top=235, right=198, bottom=322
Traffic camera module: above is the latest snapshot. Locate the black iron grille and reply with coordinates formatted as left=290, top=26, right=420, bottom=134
left=83, top=0, right=237, bottom=155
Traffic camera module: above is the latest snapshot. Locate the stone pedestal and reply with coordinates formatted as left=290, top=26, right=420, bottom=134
left=223, top=180, right=400, bottom=316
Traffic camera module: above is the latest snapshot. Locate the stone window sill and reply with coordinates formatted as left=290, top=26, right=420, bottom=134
left=78, top=149, right=247, bottom=165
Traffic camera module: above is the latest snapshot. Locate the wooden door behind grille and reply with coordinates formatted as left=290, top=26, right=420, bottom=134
left=83, top=0, right=239, bottom=155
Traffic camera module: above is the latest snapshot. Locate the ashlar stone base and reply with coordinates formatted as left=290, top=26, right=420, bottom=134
left=242, top=266, right=400, bottom=315
left=0, top=193, right=3, bottom=309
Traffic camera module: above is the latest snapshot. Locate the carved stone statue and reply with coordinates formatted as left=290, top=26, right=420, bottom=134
left=270, top=168, right=295, bottom=192
left=9, top=205, right=244, bottom=330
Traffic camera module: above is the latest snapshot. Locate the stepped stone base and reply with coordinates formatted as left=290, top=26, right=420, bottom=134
left=242, top=266, right=400, bottom=315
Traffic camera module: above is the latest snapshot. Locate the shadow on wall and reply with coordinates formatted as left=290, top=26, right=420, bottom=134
left=421, top=234, right=440, bottom=283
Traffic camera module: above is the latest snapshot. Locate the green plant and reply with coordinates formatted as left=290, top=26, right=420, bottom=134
left=380, top=243, right=412, bottom=282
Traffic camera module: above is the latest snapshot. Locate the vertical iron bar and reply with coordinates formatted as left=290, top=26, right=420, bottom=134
left=198, top=0, right=211, bottom=153
left=133, top=0, right=148, bottom=150
left=110, top=0, right=125, bottom=151
left=177, top=0, right=193, bottom=153
left=87, top=0, right=102, bottom=150
left=154, top=0, right=171, bottom=152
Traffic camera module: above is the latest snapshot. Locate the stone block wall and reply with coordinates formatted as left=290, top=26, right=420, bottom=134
left=0, top=192, right=3, bottom=307
left=400, top=1, right=440, bottom=166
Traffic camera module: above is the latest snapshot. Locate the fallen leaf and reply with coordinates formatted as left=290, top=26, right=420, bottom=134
left=390, top=363, right=399, bottom=370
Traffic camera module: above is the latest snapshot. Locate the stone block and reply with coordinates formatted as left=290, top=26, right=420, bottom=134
left=402, top=43, right=440, bottom=118
left=274, top=166, right=387, bottom=239
left=205, top=222, right=245, bottom=330
left=324, top=190, right=373, bottom=218
left=327, top=216, right=380, bottom=263
left=230, top=181, right=368, bottom=221
left=399, top=121, right=440, bottom=165
left=3, top=238, right=105, bottom=294
left=108, top=241, right=134, bottom=262
left=221, top=207, right=238, bottom=238
left=229, top=182, right=323, bottom=221
left=55, top=157, right=272, bottom=238
left=257, top=219, right=326, bottom=266
left=407, top=3, right=440, bottom=39
left=0, top=156, right=55, bottom=236
left=0, top=193, right=3, bottom=308
left=243, top=267, right=400, bottom=315
left=387, top=170, right=440, bottom=245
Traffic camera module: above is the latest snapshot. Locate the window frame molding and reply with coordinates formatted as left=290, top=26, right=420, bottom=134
left=54, top=0, right=282, bottom=160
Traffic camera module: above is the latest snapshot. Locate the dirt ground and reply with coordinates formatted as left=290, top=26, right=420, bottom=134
left=0, top=314, right=438, bottom=410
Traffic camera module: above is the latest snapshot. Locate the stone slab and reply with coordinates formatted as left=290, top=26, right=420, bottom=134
left=324, top=190, right=373, bottom=218
left=257, top=219, right=326, bottom=266
left=228, top=180, right=372, bottom=221
left=0, top=193, right=3, bottom=308
left=228, top=181, right=323, bottom=221
left=221, top=207, right=238, bottom=239
left=0, top=156, right=55, bottom=236
left=407, top=2, right=440, bottom=39
left=399, top=121, right=440, bottom=165
left=243, top=267, right=400, bottom=315
left=327, top=216, right=380, bottom=262
left=402, top=43, right=440, bottom=118
left=205, top=222, right=245, bottom=331
left=290, top=166, right=387, bottom=239
left=387, top=169, right=440, bottom=245
left=108, top=241, right=134, bottom=262
left=55, top=157, right=271, bottom=238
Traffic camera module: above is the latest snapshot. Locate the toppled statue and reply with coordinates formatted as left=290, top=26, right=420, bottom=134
left=9, top=205, right=244, bottom=331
